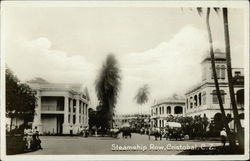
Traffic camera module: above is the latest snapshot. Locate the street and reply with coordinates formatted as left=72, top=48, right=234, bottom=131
left=25, top=133, right=222, bottom=155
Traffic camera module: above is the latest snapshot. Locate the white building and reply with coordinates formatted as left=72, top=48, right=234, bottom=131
left=150, top=95, right=185, bottom=129
left=185, top=49, right=244, bottom=129
left=27, top=79, right=89, bottom=135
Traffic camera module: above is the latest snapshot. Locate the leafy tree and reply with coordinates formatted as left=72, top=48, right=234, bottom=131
left=196, top=7, right=236, bottom=148
left=134, top=84, right=150, bottom=114
left=222, top=8, right=244, bottom=151
left=95, top=54, right=121, bottom=129
left=6, top=68, right=36, bottom=131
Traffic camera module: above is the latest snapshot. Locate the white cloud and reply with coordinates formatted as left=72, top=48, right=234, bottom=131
left=6, top=37, right=98, bottom=108
left=116, top=25, right=208, bottom=114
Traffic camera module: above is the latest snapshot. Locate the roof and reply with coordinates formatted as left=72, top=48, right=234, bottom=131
left=201, top=49, right=226, bottom=63
left=27, top=78, right=85, bottom=94
left=152, top=94, right=185, bottom=106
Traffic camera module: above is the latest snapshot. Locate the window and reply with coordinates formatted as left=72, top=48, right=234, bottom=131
left=194, top=95, right=197, bottom=107
left=221, top=65, right=226, bottom=79
left=212, top=90, right=225, bottom=104
left=190, top=97, right=193, bottom=108
left=216, top=65, right=220, bottom=79
left=186, top=99, right=189, bottom=109
left=199, top=93, right=202, bottom=106
left=162, top=106, right=164, bottom=114
left=167, top=106, right=171, bottom=114
left=174, top=106, right=183, bottom=114
left=235, top=71, right=241, bottom=76
left=156, top=108, right=158, bottom=115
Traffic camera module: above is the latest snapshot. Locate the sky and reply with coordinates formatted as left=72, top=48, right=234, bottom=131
left=3, top=3, right=246, bottom=114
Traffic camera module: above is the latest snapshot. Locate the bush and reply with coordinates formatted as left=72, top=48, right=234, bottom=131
left=6, top=134, right=26, bottom=155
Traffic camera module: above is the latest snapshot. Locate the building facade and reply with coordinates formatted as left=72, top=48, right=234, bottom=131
left=27, top=80, right=89, bottom=135
left=185, top=49, right=244, bottom=129
left=150, top=95, right=185, bottom=129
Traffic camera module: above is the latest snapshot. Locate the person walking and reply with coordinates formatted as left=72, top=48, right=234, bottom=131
left=220, top=128, right=227, bottom=147
left=69, top=126, right=73, bottom=136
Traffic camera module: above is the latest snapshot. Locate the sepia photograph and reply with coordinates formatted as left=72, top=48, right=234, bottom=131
left=0, top=1, right=249, bottom=160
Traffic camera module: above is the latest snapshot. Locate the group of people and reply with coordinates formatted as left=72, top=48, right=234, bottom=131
left=23, top=126, right=42, bottom=151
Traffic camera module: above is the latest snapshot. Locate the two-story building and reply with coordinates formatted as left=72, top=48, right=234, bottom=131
left=150, top=95, right=185, bottom=129
left=27, top=79, right=89, bottom=135
left=185, top=49, right=244, bottom=129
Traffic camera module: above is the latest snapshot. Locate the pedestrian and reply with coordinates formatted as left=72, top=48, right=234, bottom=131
left=220, top=128, right=227, bottom=147
left=26, top=127, right=33, bottom=151
left=35, top=131, right=43, bottom=150
left=69, top=126, right=73, bottom=136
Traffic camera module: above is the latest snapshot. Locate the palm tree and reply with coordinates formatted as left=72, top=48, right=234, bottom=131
left=134, top=84, right=150, bottom=114
left=95, top=54, right=121, bottom=129
left=197, top=7, right=236, bottom=147
left=222, top=8, right=244, bottom=151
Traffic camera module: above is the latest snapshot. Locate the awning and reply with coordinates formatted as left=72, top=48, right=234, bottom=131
left=166, top=122, right=181, bottom=128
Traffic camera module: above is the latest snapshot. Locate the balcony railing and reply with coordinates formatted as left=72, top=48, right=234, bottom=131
left=41, top=105, right=64, bottom=111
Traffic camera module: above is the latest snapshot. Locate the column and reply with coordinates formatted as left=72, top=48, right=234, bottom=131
left=171, top=106, right=174, bottom=115
left=33, top=94, right=42, bottom=132
left=81, top=102, right=84, bottom=125
left=75, top=99, right=80, bottom=124
left=70, top=99, right=73, bottom=125
left=63, top=96, right=70, bottom=134
left=85, top=103, right=88, bottom=125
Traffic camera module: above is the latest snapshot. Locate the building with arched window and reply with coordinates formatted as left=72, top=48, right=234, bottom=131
left=150, top=94, right=185, bottom=129
left=185, top=49, right=244, bottom=130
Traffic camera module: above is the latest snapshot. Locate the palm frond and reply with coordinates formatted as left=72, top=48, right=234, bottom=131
left=197, top=7, right=203, bottom=17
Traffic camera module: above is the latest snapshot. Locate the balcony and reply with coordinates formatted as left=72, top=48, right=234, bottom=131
left=41, top=105, right=64, bottom=114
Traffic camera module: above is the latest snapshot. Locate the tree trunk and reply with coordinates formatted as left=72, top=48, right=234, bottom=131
left=10, top=117, right=13, bottom=131
left=206, top=8, right=236, bottom=148
left=222, top=8, right=244, bottom=151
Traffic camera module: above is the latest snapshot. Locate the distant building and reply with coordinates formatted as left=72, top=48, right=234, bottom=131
left=185, top=49, right=244, bottom=129
left=27, top=78, right=89, bottom=135
left=114, top=114, right=150, bottom=129
left=150, top=94, right=185, bottom=129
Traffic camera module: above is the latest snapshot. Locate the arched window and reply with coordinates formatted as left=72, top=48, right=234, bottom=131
left=190, top=97, right=193, bottom=108
left=221, top=65, right=226, bottom=79
left=216, top=65, right=220, bottom=79
left=236, top=89, right=244, bottom=105
left=162, top=106, right=164, bottom=114
left=167, top=106, right=171, bottom=114
left=194, top=95, right=197, bottom=107
left=212, top=90, right=225, bottom=104
left=174, top=106, right=183, bottom=114
left=199, top=93, right=202, bottom=106
left=156, top=108, right=158, bottom=115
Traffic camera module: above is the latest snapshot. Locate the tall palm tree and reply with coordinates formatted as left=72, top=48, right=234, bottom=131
left=95, top=54, right=121, bottom=129
left=134, top=84, right=150, bottom=114
left=222, top=8, right=244, bottom=151
left=197, top=7, right=235, bottom=147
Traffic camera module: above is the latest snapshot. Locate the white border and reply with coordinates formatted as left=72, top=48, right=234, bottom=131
left=0, top=1, right=249, bottom=161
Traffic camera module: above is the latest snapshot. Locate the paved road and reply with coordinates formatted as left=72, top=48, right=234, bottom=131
left=25, top=133, right=222, bottom=155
